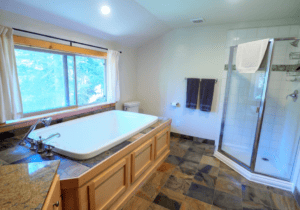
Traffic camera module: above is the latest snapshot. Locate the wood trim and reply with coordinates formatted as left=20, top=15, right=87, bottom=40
left=13, top=35, right=107, bottom=58
left=131, top=154, right=136, bottom=183
left=0, top=103, right=115, bottom=133
left=125, top=155, right=130, bottom=189
left=156, top=127, right=170, bottom=139
left=101, top=186, right=126, bottom=210
left=88, top=183, right=96, bottom=210
left=60, top=121, right=172, bottom=189
left=42, top=174, right=61, bottom=210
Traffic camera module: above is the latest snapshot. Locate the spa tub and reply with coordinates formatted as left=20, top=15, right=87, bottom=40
left=28, top=110, right=158, bottom=160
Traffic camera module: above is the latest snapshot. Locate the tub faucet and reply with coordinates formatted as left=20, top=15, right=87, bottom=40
left=36, top=133, right=60, bottom=154
left=19, top=117, right=52, bottom=146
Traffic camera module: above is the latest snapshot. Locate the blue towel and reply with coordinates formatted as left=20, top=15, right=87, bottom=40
left=186, top=78, right=200, bottom=109
left=200, top=79, right=215, bottom=112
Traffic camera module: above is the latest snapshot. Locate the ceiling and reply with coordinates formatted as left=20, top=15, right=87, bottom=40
left=1, top=0, right=300, bottom=47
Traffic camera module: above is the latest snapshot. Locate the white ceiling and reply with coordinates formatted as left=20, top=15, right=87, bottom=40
left=1, top=0, right=300, bottom=47
left=134, top=0, right=300, bottom=28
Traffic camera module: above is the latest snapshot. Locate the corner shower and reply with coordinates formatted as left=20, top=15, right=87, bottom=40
left=218, top=38, right=300, bottom=182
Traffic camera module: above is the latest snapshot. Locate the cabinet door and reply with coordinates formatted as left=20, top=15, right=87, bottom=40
left=155, top=127, right=170, bottom=159
left=131, top=138, right=154, bottom=183
left=43, top=175, right=62, bottom=210
left=87, top=157, right=130, bottom=210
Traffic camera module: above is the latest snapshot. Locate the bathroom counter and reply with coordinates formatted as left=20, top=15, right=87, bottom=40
left=0, top=117, right=171, bottom=180
left=0, top=160, right=60, bottom=209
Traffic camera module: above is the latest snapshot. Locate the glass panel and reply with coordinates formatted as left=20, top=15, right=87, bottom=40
left=76, top=55, right=106, bottom=106
left=255, top=40, right=300, bottom=180
left=221, top=47, right=267, bottom=166
left=15, top=48, right=75, bottom=113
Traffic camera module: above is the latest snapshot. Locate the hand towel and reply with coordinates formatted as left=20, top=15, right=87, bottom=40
left=199, top=79, right=215, bottom=112
left=236, top=39, right=269, bottom=73
left=186, top=78, right=200, bottom=109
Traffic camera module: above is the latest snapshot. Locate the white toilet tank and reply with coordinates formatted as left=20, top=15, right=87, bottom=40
left=124, top=101, right=140, bottom=113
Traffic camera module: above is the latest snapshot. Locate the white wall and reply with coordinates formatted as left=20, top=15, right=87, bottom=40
left=137, top=25, right=228, bottom=140
left=0, top=9, right=138, bottom=110
left=136, top=19, right=300, bottom=143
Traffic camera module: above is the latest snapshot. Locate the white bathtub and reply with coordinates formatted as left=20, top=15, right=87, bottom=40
left=28, top=110, right=158, bottom=160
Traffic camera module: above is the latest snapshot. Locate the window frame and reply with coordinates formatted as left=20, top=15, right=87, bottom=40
left=14, top=45, right=108, bottom=117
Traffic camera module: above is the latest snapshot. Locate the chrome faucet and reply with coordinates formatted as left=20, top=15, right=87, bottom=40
left=19, top=117, right=52, bottom=146
left=36, top=133, right=61, bottom=154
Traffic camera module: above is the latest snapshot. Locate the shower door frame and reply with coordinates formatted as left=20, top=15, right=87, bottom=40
left=218, top=37, right=300, bottom=181
left=218, top=39, right=279, bottom=177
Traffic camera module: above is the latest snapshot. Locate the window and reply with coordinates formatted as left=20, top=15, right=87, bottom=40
left=76, top=55, right=106, bottom=105
left=15, top=46, right=107, bottom=115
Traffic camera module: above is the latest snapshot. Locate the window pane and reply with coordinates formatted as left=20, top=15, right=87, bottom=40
left=67, top=56, right=76, bottom=106
left=15, top=48, right=75, bottom=113
left=76, top=56, right=106, bottom=106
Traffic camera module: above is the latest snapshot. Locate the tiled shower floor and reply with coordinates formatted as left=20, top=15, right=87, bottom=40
left=121, top=137, right=300, bottom=210
left=222, top=145, right=290, bottom=179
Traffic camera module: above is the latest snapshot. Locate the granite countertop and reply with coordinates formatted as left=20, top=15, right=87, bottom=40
left=0, top=118, right=170, bottom=180
left=0, top=160, right=60, bottom=210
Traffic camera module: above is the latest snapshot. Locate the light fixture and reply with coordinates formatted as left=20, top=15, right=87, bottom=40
left=101, top=6, right=110, bottom=15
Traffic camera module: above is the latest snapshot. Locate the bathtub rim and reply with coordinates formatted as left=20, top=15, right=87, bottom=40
left=29, top=110, right=159, bottom=160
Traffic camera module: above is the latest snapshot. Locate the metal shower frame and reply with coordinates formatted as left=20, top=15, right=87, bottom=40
left=218, top=37, right=300, bottom=181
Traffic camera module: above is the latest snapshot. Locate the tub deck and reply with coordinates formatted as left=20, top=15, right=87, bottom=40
left=7, top=117, right=170, bottom=180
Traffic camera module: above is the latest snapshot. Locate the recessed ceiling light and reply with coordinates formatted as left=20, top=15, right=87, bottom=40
left=101, top=6, right=110, bottom=15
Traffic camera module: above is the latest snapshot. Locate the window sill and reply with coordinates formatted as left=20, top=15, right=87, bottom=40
left=0, top=102, right=116, bottom=133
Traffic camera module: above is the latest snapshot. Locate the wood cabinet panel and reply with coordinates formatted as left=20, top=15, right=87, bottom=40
left=87, top=157, right=130, bottom=210
left=131, top=138, right=154, bottom=183
left=155, top=127, right=170, bottom=159
left=43, top=175, right=62, bottom=210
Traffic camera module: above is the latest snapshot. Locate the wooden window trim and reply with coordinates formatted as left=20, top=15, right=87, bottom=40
left=13, top=35, right=107, bottom=58
left=0, top=35, right=112, bottom=133
left=0, top=103, right=115, bottom=133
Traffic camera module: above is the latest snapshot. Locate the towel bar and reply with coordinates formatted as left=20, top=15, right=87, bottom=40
left=184, top=78, right=218, bottom=83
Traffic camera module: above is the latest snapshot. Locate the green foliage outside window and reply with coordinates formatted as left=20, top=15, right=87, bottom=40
left=15, top=47, right=106, bottom=114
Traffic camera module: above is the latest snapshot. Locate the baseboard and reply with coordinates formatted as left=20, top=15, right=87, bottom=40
left=170, top=132, right=215, bottom=145
left=214, top=151, right=293, bottom=192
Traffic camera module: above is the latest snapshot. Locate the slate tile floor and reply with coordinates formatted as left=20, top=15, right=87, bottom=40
left=122, top=137, right=300, bottom=210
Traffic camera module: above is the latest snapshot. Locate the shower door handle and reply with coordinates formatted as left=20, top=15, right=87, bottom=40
left=256, top=107, right=260, bottom=113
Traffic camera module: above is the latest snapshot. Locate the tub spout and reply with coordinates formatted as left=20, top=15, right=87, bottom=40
left=19, top=117, right=52, bottom=146
left=41, top=133, right=61, bottom=142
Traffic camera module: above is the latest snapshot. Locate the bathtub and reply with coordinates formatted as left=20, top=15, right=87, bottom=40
left=28, top=110, right=158, bottom=160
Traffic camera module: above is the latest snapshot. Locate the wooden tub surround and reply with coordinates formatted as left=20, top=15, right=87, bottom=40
left=60, top=118, right=172, bottom=210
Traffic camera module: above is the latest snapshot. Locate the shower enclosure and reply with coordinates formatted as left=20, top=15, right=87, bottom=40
left=218, top=38, right=300, bottom=181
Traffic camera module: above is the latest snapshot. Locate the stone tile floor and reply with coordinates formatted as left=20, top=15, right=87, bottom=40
left=122, top=137, right=300, bottom=210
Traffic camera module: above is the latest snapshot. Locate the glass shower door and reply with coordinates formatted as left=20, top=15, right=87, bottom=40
left=220, top=47, right=268, bottom=167
left=255, top=39, right=300, bottom=180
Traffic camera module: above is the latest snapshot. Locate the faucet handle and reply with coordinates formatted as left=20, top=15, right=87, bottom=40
left=45, top=145, right=55, bottom=157
left=29, top=140, right=37, bottom=151
left=36, top=137, right=45, bottom=154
